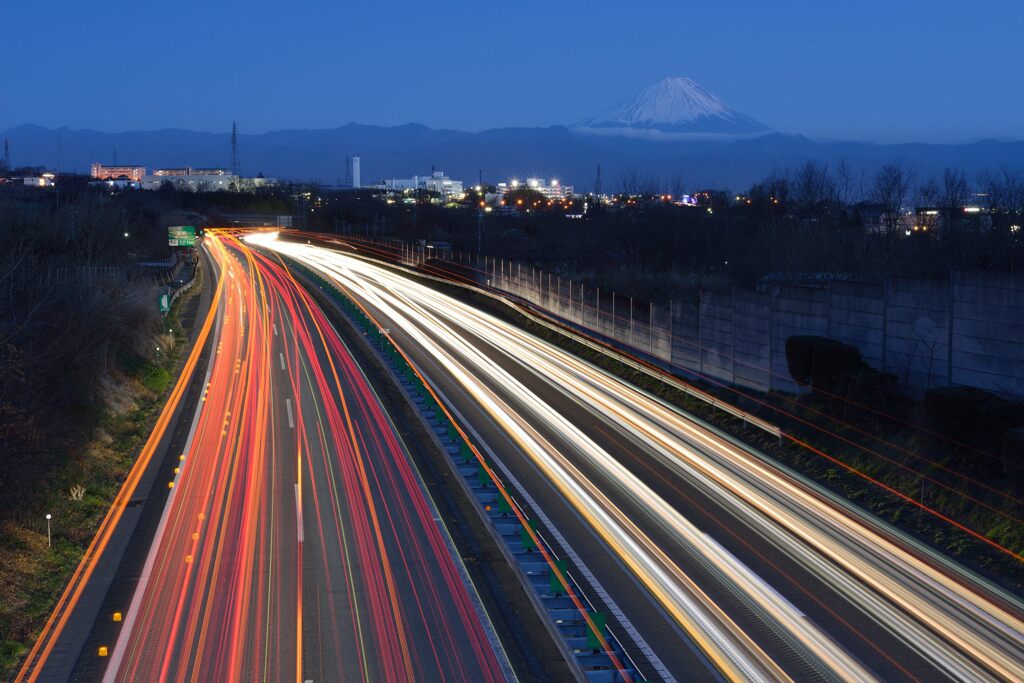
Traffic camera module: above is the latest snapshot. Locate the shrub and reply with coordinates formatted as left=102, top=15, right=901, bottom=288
left=786, top=335, right=864, bottom=392
left=925, top=386, right=1024, bottom=448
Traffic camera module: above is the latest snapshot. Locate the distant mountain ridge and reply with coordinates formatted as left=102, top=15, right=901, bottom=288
left=578, top=77, right=771, bottom=135
left=4, top=80, right=1024, bottom=190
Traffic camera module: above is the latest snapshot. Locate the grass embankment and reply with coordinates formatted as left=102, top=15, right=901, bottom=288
left=364, top=259, right=1024, bottom=595
left=0, top=269, right=203, bottom=676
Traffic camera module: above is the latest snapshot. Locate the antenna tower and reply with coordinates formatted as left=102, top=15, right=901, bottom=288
left=231, top=121, right=240, bottom=176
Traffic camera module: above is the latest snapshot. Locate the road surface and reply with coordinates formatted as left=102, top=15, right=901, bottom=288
left=20, top=233, right=512, bottom=682
left=253, top=232, right=1024, bottom=683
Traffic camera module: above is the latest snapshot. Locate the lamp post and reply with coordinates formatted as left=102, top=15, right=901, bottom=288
left=45, top=513, right=52, bottom=548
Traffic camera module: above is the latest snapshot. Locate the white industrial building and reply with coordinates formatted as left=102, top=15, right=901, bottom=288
left=141, top=167, right=277, bottom=192
left=375, top=170, right=463, bottom=197
left=496, top=177, right=574, bottom=200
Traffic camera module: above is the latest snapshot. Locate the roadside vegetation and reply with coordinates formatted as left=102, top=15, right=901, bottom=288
left=0, top=179, right=279, bottom=675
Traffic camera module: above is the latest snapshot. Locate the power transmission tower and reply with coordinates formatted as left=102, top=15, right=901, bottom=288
left=2, top=138, right=9, bottom=170
left=230, top=121, right=240, bottom=176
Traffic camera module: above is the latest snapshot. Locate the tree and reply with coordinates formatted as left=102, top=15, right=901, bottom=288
left=503, top=187, right=547, bottom=210
left=872, top=163, right=914, bottom=238
left=834, top=159, right=861, bottom=206
left=792, top=161, right=837, bottom=218
left=938, top=167, right=970, bottom=235
left=981, top=168, right=1024, bottom=233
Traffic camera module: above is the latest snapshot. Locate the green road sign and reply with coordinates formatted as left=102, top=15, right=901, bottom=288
left=168, top=225, right=197, bottom=247
left=159, top=292, right=170, bottom=314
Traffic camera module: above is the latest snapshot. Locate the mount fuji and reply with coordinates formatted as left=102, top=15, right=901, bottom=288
left=578, top=76, right=771, bottom=136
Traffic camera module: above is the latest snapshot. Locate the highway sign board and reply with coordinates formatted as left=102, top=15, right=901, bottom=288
left=159, top=292, right=170, bottom=314
left=168, top=226, right=197, bottom=247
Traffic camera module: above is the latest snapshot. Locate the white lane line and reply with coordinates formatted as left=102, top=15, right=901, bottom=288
left=273, top=322, right=278, bottom=336
left=279, top=352, right=286, bottom=371
left=427, top=381, right=676, bottom=683
left=295, top=483, right=304, bottom=544
left=285, top=398, right=295, bottom=428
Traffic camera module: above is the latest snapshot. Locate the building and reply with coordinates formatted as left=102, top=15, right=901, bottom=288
left=141, top=167, right=276, bottom=192
left=238, top=175, right=278, bottom=191
left=23, top=173, right=55, bottom=188
left=496, top=177, right=574, bottom=201
left=143, top=172, right=234, bottom=191
left=913, top=205, right=992, bottom=234
left=347, top=156, right=361, bottom=189
left=375, top=170, right=464, bottom=197
left=152, top=167, right=230, bottom=177
left=91, top=163, right=146, bottom=182
left=90, top=178, right=141, bottom=191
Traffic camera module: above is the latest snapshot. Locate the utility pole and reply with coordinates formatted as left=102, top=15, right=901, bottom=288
left=476, top=208, right=484, bottom=253
left=230, top=121, right=240, bottom=175
left=229, top=121, right=241, bottom=191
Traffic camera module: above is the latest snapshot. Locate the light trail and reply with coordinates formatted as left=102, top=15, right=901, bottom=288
left=95, top=234, right=507, bottom=682
left=252, top=233, right=1024, bottom=683
left=14, top=260, right=225, bottom=683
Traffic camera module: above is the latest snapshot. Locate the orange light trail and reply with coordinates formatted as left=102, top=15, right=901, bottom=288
left=32, top=232, right=510, bottom=682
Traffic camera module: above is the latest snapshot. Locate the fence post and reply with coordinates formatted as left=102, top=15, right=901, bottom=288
left=650, top=300, right=654, bottom=356
left=630, top=297, right=635, bottom=348
left=698, top=288, right=704, bottom=375
left=612, top=292, right=617, bottom=340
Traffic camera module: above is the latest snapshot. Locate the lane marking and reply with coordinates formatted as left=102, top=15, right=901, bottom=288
left=421, top=380, right=675, bottom=682
left=285, top=398, right=295, bottom=429
left=273, top=323, right=278, bottom=336
left=295, top=483, right=304, bottom=544
left=279, top=352, right=286, bottom=371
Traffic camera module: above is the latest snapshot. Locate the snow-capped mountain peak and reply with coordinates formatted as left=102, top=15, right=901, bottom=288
left=579, top=77, right=770, bottom=135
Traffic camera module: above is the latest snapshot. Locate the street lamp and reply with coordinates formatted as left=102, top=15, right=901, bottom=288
left=45, top=513, right=52, bottom=548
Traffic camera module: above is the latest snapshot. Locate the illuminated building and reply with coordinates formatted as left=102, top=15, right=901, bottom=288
left=91, top=163, right=146, bottom=181
left=152, top=167, right=229, bottom=177
left=496, top=177, right=574, bottom=200
left=375, top=170, right=463, bottom=196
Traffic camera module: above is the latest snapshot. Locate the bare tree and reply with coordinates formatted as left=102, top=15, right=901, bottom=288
left=938, top=167, right=970, bottom=235
left=764, top=168, right=793, bottom=207
left=793, top=160, right=836, bottom=216
left=834, top=159, right=860, bottom=206
left=980, top=167, right=1023, bottom=232
left=872, top=163, right=915, bottom=238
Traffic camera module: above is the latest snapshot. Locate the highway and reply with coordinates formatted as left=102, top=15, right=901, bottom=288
left=251, top=232, right=1024, bottom=683
left=20, top=233, right=512, bottom=682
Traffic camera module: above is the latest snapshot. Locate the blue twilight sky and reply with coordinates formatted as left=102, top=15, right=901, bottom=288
left=2, top=0, right=1020, bottom=143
